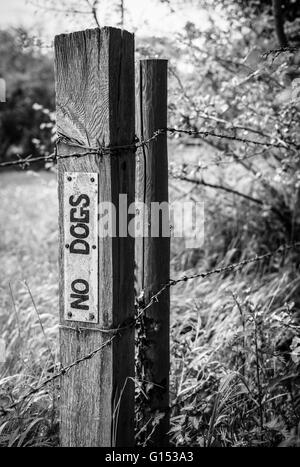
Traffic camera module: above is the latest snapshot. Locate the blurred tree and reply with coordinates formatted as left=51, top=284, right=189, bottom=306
left=0, top=28, right=54, bottom=164
left=3, top=0, right=300, bottom=240
left=28, top=0, right=128, bottom=30
left=150, top=0, right=300, bottom=248
left=272, top=0, right=288, bottom=47
left=221, top=0, right=300, bottom=46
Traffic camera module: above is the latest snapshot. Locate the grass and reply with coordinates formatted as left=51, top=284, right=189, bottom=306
left=0, top=167, right=300, bottom=447
left=169, top=266, right=300, bottom=446
left=0, top=170, right=59, bottom=447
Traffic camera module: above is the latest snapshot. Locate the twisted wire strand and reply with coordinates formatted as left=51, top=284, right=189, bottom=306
left=0, top=126, right=291, bottom=170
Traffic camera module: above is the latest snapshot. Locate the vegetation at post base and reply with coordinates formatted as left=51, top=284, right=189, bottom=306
left=1, top=0, right=300, bottom=447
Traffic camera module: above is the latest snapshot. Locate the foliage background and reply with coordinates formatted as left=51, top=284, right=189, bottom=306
left=1, top=0, right=300, bottom=447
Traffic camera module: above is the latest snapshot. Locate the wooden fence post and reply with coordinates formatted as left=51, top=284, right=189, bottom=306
left=135, top=59, right=170, bottom=445
left=55, top=27, right=135, bottom=447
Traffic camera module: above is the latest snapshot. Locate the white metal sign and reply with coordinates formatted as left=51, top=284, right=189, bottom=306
left=63, top=172, right=99, bottom=323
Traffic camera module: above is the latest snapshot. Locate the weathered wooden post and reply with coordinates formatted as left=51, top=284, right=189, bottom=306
left=135, top=59, right=170, bottom=445
left=55, top=27, right=135, bottom=447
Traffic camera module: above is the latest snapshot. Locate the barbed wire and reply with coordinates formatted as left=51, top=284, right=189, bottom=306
left=0, top=126, right=291, bottom=170
left=135, top=242, right=300, bottom=321
left=2, top=241, right=299, bottom=414
left=0, top=130, right=164, bottom=169
left=2, top=335, right=116, bottom=412
left=165, top=128, right=289, bottom=149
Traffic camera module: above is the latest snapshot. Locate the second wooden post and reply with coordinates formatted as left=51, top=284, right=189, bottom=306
left=135, top=59, right=170, bottom=445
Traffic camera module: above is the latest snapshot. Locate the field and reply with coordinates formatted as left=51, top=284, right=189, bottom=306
left=0, top=171, right=59, bottom=447
left=0, top=168, right=300, bottom=447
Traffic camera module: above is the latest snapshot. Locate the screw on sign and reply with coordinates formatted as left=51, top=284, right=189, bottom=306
left=63, top=172, right=99, bottom=323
